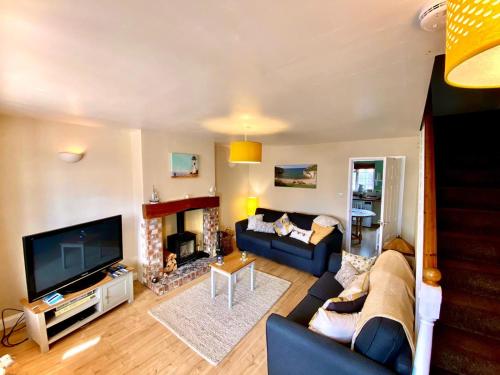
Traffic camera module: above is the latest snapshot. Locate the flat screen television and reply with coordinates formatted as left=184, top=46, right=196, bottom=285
left=23, top=215, right=123, bottom=302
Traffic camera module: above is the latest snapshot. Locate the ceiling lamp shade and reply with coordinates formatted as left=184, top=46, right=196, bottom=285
left=229, top=141, right=262, bottom=163
left=445, top=0, right=500, bottom=88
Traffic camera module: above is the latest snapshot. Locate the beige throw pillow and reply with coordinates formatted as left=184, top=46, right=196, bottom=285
left=342, top=250, right=377, bottom=273
left=309, top=309, right=361, bottom=344
left=310, top=222, right=334, bottom=245
left=338, top=272, right=369, bottom=300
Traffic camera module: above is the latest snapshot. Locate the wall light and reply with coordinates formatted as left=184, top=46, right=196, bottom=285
left=445, top=0, right=500, bottom=88
left=58, top=151, right=85, bottom=163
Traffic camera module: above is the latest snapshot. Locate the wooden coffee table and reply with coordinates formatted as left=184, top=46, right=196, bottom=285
left=210, top=252, right=256, bottom=309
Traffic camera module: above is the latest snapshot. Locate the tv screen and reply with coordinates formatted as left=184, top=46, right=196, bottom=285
left=23, top=215, right=123, bottom=302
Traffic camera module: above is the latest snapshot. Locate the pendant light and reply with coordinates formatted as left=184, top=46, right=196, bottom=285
left=445, top=0, right=500, bottom=88
left=229, top=124, right=262, bottom=164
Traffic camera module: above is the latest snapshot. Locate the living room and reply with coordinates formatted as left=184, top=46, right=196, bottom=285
left=1, top=1, right=499, bottom=375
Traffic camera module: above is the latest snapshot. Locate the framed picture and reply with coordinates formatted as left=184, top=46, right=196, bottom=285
left=275, top=164, right=317, bottom=188
left=170, top=153, right=199, bottom=178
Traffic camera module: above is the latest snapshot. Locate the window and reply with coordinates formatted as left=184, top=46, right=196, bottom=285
left=353, top=168, right=375, bottom=191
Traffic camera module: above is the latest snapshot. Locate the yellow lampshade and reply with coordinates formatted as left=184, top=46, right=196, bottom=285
left=445, top=0, right=500, bottom=88
left=229, top=141, right=262, bottom=164
left=247, top=197, right=259, bottom=216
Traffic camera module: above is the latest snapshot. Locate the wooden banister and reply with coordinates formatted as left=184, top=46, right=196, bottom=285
left=422, top=96, right=441, bottom=287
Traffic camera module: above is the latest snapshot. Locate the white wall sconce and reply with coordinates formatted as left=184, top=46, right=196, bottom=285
left=58, top=151, right=85, bottom=163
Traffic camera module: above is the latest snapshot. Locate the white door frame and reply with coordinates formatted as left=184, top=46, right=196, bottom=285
left=345, top=156, right=406, bottom=253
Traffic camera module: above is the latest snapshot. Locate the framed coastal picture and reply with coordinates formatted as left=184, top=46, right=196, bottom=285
left=170, top=153, right=199, bottom=178
left=275, top=164, right=317, bottom=188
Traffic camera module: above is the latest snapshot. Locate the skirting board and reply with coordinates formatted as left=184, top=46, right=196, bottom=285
left=0, top=312, right=23, bottom=331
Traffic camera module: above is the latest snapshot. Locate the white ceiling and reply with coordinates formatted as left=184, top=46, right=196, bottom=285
left=0, top=0, right=445, bottom=144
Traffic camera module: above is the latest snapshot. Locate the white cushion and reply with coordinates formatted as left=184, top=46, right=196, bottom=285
left=313, top=215, right=340, bottom=227
left=253, top=219, right=275, bottom=234
left=289, top=225, right=313, bottom=244
left=309, top=309, right=360, bottom=344
left=334, top=261, right=359, bottom=289
left=247, top=214, right=264, bottom=231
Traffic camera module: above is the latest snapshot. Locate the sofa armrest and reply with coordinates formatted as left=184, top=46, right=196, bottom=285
left=266, top=314, right=394, bottom=375
left=235, top=219, right=248, bottom=235
left=328, top=252, right=342, bottom=273
left=311, top=229, right=343, bottom=276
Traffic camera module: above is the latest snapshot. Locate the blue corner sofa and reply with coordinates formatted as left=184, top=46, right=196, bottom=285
left=235, top=208, right=343, bottom=276
left=266, top=252, right=413, bottom=375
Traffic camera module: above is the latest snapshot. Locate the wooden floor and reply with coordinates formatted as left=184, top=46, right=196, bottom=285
left=1, top=256, right=317, bottom=375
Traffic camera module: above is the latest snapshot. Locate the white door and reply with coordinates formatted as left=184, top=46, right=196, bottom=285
left=378, top=157, right=404, bottom=253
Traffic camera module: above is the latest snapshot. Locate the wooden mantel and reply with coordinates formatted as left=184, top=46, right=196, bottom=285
left=142, top=196, right=219, bottom=219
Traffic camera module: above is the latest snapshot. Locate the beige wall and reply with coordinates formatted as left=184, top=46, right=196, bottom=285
left=140, top=129, right=216, bottom=244
left=215, top=144, right=249, bottom=229
left=0, top=114, right=140, bottom=310
left=248, top=136, right=419, bottom=245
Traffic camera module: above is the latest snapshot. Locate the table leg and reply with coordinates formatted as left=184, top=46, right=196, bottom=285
left=250, top=263, right=255, bottom=291
left=358, top=217, right=363, bottom=242
left=211, top=268, right=215, bottom=299
left=228, top=274, right=233, bottom=309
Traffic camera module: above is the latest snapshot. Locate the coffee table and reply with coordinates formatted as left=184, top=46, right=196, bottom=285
left=210, top=252, right=256, bottom=309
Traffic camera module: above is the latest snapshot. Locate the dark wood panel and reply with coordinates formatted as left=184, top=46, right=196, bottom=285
left=142, top=196, right=219, bottom=219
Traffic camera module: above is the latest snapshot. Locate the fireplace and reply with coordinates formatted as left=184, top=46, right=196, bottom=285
left=141, top=196, right=220, bottom=295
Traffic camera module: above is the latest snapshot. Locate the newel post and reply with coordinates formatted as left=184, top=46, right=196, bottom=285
left=413, top=268, right=442, bottom=375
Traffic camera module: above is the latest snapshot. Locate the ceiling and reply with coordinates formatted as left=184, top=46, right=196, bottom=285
left=0, top=0, right=445, bottom=144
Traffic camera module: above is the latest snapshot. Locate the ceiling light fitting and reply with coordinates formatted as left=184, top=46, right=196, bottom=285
left=445, top=0, right=500, bottom=88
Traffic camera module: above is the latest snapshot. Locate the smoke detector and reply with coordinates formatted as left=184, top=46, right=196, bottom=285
left=419, top=0, right=447, bottom=31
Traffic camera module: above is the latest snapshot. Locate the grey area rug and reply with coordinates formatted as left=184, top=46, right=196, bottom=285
left=149, top=269, right=291, bottom=365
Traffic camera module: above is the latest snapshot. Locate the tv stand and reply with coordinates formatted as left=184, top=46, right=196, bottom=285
left=61, top=271, right=107, bottom=294
left=21, top=266, right=134, bottom=353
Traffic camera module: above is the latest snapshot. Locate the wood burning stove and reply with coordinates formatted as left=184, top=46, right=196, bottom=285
left=166, top=231, right=197, bottom=266
left=165, top=210, right=208, bottom=267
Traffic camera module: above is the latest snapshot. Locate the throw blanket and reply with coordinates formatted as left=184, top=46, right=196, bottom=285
left=351, top=250, right=416, bottom=355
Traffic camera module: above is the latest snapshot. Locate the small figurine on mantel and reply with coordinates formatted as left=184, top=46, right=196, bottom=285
left=149, top=185, right=160, bottom=204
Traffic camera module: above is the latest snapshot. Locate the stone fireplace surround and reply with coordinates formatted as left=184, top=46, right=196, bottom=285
left=141, top=196, right=219, bottom=295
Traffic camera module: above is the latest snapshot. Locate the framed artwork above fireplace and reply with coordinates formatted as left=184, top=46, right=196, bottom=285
left=170, top=152, right=199, bottom=178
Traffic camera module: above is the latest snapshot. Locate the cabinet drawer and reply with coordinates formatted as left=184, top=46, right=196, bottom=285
left=102, top=277, right=128, bottom=310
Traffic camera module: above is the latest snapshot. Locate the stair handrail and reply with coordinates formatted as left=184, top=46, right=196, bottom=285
left=413, top=97, right=442, bottom=375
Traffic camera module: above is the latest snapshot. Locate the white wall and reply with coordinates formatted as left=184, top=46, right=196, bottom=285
left=215, top=144, right=249, bottom=229
left=248, top=136, right=419, bottom=245
left=0, top=114, right=139, bottom=310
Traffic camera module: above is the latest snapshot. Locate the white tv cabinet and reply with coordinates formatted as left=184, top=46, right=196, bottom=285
left=21, top=267, right=134, bottom=353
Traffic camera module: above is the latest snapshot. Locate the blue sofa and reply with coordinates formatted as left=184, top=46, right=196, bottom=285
left=235, top=208, right=342, bottom=276
left=266, top=253, right=413, bottom=375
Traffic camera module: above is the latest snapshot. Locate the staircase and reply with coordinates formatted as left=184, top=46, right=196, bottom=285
left=430, top=111, right=500, bottom=375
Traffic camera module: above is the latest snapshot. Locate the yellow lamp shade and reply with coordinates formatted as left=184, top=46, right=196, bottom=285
left=247, top=197, right=259, bottom=216
left=445, top=0, right=500, bottom=88
left=229, top=141, right=262, bottom=163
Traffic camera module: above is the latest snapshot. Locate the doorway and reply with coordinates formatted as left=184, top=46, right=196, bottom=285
left=346, top=157, right=405, bottom=257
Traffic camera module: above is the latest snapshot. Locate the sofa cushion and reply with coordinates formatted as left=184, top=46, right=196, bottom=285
left=237, top=231, right=275, bottom=251
left=308, top=271, right=344, bottom=301
left=354, top=317, right=410, bottom=367
left=272, top=237, right=314, bottom=260
left=286, top=294, right=324, bottom=326
left=288, top=212, right=316, bottom=230
left=256, top=207, right=286, bottom=223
